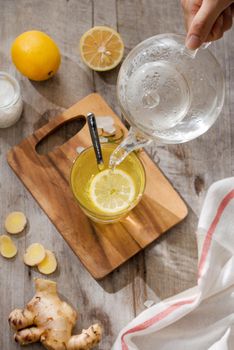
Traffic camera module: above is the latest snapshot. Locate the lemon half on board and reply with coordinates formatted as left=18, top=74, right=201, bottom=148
left=79, top=26, right=124, bottom=71
left=89, top=169, right=135, bottom=213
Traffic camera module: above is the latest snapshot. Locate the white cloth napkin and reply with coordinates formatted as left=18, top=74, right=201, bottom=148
left=112, top=178, right=234, bottom=350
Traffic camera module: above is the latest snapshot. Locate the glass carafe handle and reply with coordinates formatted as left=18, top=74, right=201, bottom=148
left=183, top=41, right=211, bottom=59
left=109, top=127, right=152, bottom=168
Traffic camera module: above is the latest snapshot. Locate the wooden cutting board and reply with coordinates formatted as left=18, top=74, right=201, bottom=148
left=7, top=93, right=187, bottom=279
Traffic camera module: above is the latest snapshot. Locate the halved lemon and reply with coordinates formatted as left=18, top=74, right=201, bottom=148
left=89, top=169, right=135, bottom=213
left=79, top=26, right=124, bottom=71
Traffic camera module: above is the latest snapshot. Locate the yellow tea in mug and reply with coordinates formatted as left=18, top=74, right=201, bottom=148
left=70, top=143, right=145, bottom=223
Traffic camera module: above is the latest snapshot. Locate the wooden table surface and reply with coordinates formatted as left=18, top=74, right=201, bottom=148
left=0, top=1, right=233, bottom=349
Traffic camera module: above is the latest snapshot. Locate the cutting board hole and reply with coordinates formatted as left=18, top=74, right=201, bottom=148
left=36, top=116, right=86, bottom=155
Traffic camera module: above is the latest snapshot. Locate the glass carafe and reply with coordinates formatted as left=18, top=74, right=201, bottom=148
left=110, top=33, right=225, bottom=167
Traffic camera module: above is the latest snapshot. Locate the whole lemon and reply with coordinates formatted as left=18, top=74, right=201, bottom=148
left=11, top=30, right=61, bottom=81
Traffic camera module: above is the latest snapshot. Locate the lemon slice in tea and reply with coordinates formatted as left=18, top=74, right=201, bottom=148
left=89, top=169, right=135, bottom=213
left=80, top=26, right=124, bottom=71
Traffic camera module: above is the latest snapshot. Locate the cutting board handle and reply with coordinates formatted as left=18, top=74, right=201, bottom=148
left=34, top=113, right=86, bottom=144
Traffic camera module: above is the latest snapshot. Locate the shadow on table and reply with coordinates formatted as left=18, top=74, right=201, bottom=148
left=29, top=54, right=121, bottom=109
left=29, top=55, right=93, bottom=108
left=97, top=204, right=198, bottom=302
left=94, top=64, right=121, bottom=84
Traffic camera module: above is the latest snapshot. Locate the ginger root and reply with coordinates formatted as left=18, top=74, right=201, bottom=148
left=9, top=278, right=102, bottom=350
left=68, top=325, right=102, bottom=350
left=0, top=235, right=17, bottom=258
left=23, top=243, right=46, bottom=266
left=37, top=250, right=57, bottom=275
left=5, top=211, right=27, bottom=234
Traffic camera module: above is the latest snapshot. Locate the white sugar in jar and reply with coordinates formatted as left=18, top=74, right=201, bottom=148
left=0, top=72, right=23, bottom=128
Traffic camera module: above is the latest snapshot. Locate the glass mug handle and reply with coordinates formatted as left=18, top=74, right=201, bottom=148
left=109, top=127, right=152, bottom=168
left=183, top=41, right=211, bottom=59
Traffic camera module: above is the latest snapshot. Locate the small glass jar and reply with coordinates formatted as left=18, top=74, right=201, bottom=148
left=0, top=71, right=23, bottom=128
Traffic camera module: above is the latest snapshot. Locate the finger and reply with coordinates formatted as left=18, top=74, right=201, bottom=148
left=211, top=15, right=224, bottom=40
left=206, top=7, right=233, bottom=41
left=222, top=6, right=233, bottom=31
left=205, top=15, right=224, bottom=42
left=186, top=0, right=228, bottom=49
left=181, top=0, right=203, bottom=31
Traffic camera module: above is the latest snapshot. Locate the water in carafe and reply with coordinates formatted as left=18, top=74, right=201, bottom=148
left=125, top=61, right=190, bottom=134
left=109, top=60, right=191, bottom=169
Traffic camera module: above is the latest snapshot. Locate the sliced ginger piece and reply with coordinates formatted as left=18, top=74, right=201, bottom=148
left=24, top=243, right=46, bottom=266
left=0, top=235, right=17, bottom=258
left=5, top=211, right=27, bottom=234
left=37, top=249, right=57, bottom=275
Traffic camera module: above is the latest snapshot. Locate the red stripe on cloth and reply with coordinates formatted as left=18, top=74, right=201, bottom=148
left=121, top=188, right=234, bottom=350
left=121, top=299, right=195, bottom=350
left=198, top=189, right=234, bottom=277
left=121, top=299, right=194, bottom=350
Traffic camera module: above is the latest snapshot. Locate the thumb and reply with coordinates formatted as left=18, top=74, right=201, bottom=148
left=186, top=0, right=227, bottom=49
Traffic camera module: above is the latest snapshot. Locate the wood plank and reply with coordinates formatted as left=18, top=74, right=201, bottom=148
left=0, top=1, right=96, bottom=350
left=92, top=2, right=139, bottom=342
left=92, top=0, right=121, bottom=112
left=116, top=0, right=234, bottom=316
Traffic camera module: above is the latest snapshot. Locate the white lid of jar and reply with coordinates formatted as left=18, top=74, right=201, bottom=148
left=0, top=72, right=20, bottom=108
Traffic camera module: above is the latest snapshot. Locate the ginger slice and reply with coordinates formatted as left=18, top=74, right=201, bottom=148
left=0, top=235, right=17, bottom=258
left=5, top=211, right=27, bottom=234
left=37, top=250, right=57, bottom=275
left=24, top=243, right=46, bottom=266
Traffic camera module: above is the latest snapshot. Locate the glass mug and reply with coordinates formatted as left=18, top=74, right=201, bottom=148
left=70, top=143, right=146, bottom=223
left=110, top=33, right=225, bottom=167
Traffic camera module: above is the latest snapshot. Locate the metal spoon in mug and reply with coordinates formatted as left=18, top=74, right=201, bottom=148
left=87, top=112, right=104, bottom=171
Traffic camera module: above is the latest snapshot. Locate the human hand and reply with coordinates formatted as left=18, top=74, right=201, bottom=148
left=181, top=0, right=234, bottom=49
